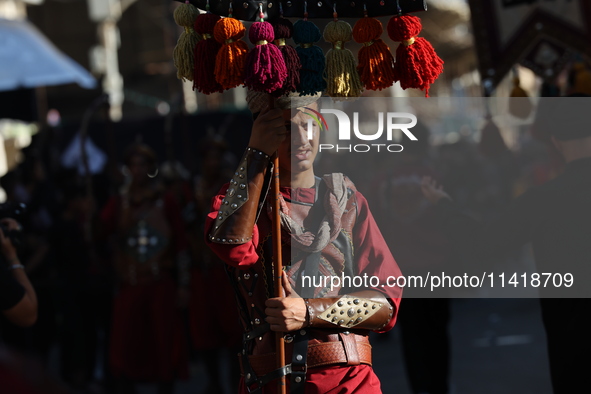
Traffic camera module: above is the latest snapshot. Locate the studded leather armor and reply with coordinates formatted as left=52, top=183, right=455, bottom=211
left=209, top=147, right=272, bottom=245
left=207, top=147, right=398, bottom=392
left=115, top=198, right=174, bottom=285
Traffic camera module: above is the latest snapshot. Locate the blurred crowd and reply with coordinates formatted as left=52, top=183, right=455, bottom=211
left=0, top=110, right=560, bottom=394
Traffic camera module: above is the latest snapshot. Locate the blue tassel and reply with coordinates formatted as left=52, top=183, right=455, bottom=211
left=293, top=20, right=326, bottom=96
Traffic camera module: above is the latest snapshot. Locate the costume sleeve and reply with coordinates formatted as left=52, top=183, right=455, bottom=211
left=204, top=183, right=263, bottom=269
left=352, top=191, right=403, bottom=332
left=204, top=147, right=272, bottom=269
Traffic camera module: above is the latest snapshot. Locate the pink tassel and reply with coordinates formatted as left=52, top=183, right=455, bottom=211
left=245, top=21, right=287, bottom=93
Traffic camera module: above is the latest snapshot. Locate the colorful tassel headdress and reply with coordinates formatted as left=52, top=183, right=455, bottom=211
left=171, top=0, right=441, bottom=97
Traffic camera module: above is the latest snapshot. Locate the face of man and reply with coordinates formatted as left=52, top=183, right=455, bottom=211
left=277, top=103, right=321, bottom=179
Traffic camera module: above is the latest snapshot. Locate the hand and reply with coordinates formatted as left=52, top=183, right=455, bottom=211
left=0, top=218, right=19, bottom=262
left=248, top=105, right=288, bottom=156
left=265, top=272, right=307, bottom=332
left=421, top=176, right=452, bottom=205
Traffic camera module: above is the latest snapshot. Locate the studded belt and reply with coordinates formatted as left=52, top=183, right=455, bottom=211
left=243, top=332, right=372, bottom=377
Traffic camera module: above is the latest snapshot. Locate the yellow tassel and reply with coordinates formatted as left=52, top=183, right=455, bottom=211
left=173, top=2, right=202, bottom=82
left=323, top=20, right=363, bottom=98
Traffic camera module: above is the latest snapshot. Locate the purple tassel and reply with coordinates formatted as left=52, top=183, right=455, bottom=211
left=272, top=17, right=301, bottom=97
left=193, top=13, right=223, bottom=94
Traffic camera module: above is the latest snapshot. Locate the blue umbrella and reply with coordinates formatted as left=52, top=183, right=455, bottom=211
left=0, top=18, right=96, bottom=91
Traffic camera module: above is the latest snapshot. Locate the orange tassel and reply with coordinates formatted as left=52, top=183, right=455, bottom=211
left=352, top=16, right=395, bottom=91
left=213, top=17, right=249, bottom=90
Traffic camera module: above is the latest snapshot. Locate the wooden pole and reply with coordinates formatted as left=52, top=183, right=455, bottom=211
left=269, top=96, right=287, bottom=394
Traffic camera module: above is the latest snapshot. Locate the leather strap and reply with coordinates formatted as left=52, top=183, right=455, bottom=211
left=240, top=360, right=292, bottom=394
left=240, top=352, right=258, bottom=387
left=290, top=330, right=309, bottom=394
left=306, top=341, right=372, bottom=368
left=339, top=332, right=360, bottom=366
left=246, top=333, right=372, bottom=377
left=296, top=177, right=326, bottom=299
left=244, top=323, right=271, bottom=341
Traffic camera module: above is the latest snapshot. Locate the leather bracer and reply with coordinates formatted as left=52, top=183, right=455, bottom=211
left=305, top=291, right=394, bottom=331
left=209, top=147, right=272, bottom=245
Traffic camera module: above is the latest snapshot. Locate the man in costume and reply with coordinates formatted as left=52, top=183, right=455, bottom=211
left=205, top=91, right=402, bottom=394
left=161, top=143, right=242, bottom=392
left=421, top=96, right=591, bottom=394
left=100, top=144, right=189, bottom=394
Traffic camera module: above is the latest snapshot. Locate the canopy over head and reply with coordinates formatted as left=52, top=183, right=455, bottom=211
left=173, top=0, right=427, bottom=21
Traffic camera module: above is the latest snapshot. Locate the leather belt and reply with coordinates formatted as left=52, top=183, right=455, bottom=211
left=244, top=333, right=372, bottom=377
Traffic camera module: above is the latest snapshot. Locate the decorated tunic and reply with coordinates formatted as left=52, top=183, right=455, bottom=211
left=100, top=191, right=188, bottom=381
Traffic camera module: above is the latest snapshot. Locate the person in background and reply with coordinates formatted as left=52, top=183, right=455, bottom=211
left=0, top=156, right=56, bottom=361
left=51, top=173, right=111, bottom=392
left=99, top=143, right=189, bottom=394
left=0, top=217, right=37, bottom=329
left=420, top=96, right=591, bottom=394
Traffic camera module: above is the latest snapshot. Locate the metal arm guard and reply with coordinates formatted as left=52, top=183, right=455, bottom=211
left=305, top=291, right=394, bottom=331
left=209, top=147, right=272, bottom=245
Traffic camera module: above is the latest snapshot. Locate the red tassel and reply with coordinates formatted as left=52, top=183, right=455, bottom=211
left=245, top=21, right=288, bottom=93
left=193, top=13, right=223, bottom=94
left=213, top=17, right=249, bottom=90
left=387, top=14, right=443, bottom=97
left=352, top=17, right=395, bottom=91
left=271, top=17, right=301, bottom=96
